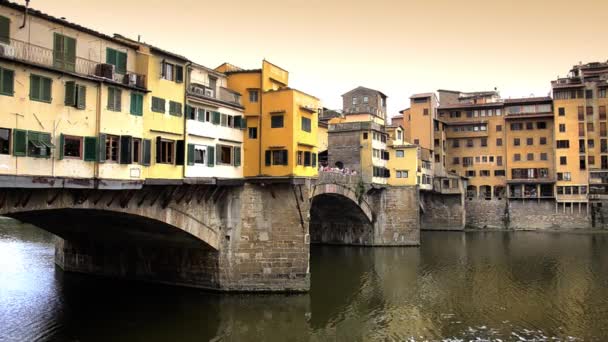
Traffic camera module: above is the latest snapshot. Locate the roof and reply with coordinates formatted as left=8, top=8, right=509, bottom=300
left=224, top=69, right=262, bottom=75
left=504, top=96, right=552, bottom=105
left=398, top=108, right=410, bottom=114
left=342, top=86, right=387, bottom=98
left=264, top=87, right=319, bottom=101
left=438, top=102, right=504, bottom=110
left=0, top=0, right=139, bottom=49
left=410, top=92, right=435, bottom=99
left=113, top=34, right=189, bottom=62
left=437, top=89, right=461, bottom=94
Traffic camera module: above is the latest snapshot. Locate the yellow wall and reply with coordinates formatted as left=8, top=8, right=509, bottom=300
left=408, top=99, right=434, bottom=150
left=387, top=145, right=418, bottom=186
left=262, top=60, right=288, bottom=91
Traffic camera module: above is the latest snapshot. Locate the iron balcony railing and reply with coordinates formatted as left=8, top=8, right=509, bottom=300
left=0, top=38, right=146, bottom=88
left=187, top=84, right=242, bottom=106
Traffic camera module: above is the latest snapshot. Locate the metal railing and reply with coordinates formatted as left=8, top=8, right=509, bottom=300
left=0, top=38, right=146, bottom=88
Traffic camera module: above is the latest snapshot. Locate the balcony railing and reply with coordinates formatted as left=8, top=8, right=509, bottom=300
left=187, top=84, right=241, bottom=106
left=0, top=38, right=146, bottom=88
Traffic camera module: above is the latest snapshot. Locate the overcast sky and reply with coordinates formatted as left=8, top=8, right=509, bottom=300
left=21, top=0, right=608, bottom=117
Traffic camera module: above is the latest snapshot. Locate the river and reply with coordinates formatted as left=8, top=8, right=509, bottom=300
left=1, top=218, right=608, bottom=341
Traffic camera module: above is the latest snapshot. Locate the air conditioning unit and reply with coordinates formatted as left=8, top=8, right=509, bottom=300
left=204, top=88, right=214, bottom=97
left=123, top=73, right=144, bottom=88
left=0, top=43, right=15, bottom=58
left=189, top=85, right=205, bottom=96
left=94, top=63, right=115, bottom=79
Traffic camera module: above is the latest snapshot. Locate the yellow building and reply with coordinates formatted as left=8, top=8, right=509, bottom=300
left=217, top=60, right=320, bottom=178
left=386, top=125, right=418, bottom=186
left=0, top=1, right=148, bottom=185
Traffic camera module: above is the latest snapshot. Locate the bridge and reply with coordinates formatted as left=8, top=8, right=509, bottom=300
left=0, top=173, right=419, bottom=292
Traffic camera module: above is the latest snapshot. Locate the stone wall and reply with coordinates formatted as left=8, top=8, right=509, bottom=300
left=370, top=186, right=420, bottom=245
left=420, top=192, right=465, bottom=230
left=466, top=198, right=591, bottom=230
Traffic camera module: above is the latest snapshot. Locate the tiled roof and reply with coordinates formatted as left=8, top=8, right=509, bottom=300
left=342, top=86, right=387, bottom=98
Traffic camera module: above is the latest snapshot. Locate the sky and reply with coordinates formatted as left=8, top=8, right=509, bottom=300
left=19, top=0, right=608, bottom=117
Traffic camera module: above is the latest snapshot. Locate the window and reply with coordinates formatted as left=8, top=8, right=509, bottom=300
left=218, top=145, right=232, bottom=165
left=0, top=67, right=14, bottom=96
left=586, top=89, right=593, bottom=99
left=497, top=156, right=503, bottom=166
left=152, top=97, right=165, bottom=113
left=30, top=74, right=52, bottom=103
left=266, top=149, right=288, bottom=166
left=557, top=172, right=571, bottom=181
left=480, top=170, right=490, bottom=177
left=466, top=139, right=474, bottom=147
left=132, top=138, right=142, bottom=164
left=560, top=156, right=567, bottom=165
left=106, top=87, right=122, bottom=111
left=559, top=124, right=566, bottom=133
left=538, top=137, right=546, bottom=145
left=556, top=140, right=570, bottom=149
left=496, top=125, right=502, bottom=132
left=271, top=115, right=284, bottom=128
left=588, top=123, right=594, bottom=132
left=169, top=101, right=182, bottom=116
left=301, top=117, right=311, bottom=132
left=304, top=151, right=312, bottom=166
left=558, top=107, right=565, bottom=116
left=248, top=127, right=257, bottom=139
left=463, top=157, right=473, bottom=166
left=157, top=138, right=175, bottom=164
left=248, top=90, right=259, bottom=102
left=452, top=157, right=459, bottom=164
left=363, top=96, right=369, bottom=103
left=514, top=138, right=520, bottom=146
left=580, top=156, right=586, bottom=170
left=53, top=33, right=76, bottom=72
left=589, top=155, right=595, bottom=165
left=363, top=132, right=368, bottom=140
left=0, top=15, right=9, bottom=44
left=496, top=138, right=503, bottom=146
left=396, top=150, right=405, bottom=158
left=526, top=138, right=533, bottom=146
left=352, top=97, right=358, bottom=105
left=540, top=153, right=547, bottom=161
left=510, top=123, right=523, bottom=131
left=495, top=170, right=505, bottom=176
left=578, top=106, right=584, bottom=120
left=588, top=139, right=595, bottom=149
left=396, top=170, right=409, bottom=178
left=106, top=48, right=127, bottom=74
left=526, top=122, right=534, bottom=130
left=481, top=138, right=487, bottom=147
left=527, top=153, right=534, bottom=161
left=466, top=170, right=476, bottom=177
left=601, top=106, right=607, bottom=120
left=61, top=135, right=82, bottom=159
left=0, top=128, right=9, bottom=154
left=452, top=139, right=460, bottom=148
left=161, top=61, right=183, bottom=83
left=414, top=139, right=419, bottom=145
left=130, top=93, right=143, bottom=116
left=64, top=81, right=86, bottom=110
left=514, top=153, right=521, bottom=161
left=537, top=122, right=547, bottom=129
left=579, top=123, right=585, bottom=136
left=194, top=146, right=207, bottom=164
left=423, top=108, right=429, bottom=115
left=105, top=135, right=120, bottom=162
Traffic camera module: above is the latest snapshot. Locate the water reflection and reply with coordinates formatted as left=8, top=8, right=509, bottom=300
left=1, top=219, right=608, bottom=341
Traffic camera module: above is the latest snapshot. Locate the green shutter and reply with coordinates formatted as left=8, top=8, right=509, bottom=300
left=0, top=68, right=14, bottom=96
left=58, top=133, right=65, bottom=160
left=175, top=65, right=183, bottom=83
left=0, top=16, right=9, bottom=44
left=312, top=153, right=317, bottom=167
left=76, top=85, right=86, bottom=109
left=42, top=77, right=52, bottom=102
left=84, top=136, right=97, bottom=161
left=234, top=116, right=241, bottom=129
left=98, top=133, right=107, bottom=163
left=65, top=36, right=76, bottom=72
left=187, top=143, right=195, bottom=165
left=106, top=48, right=116, bottom=66
left=53, top=33, right=63, bottom=70
left=197, top=108, right=205, bottom=122
left=282, top=150, right=288, bottom=165
left=142, top=139, right=151, bottom=166
left=241, top=116, right=247, bottom=129
left=207, top=146, right=214, bottom=167
left=130, top=93, right=143, bottom=116
left=234, top=147, right=241, bottom=166
left=216, top=145, right=221, bottom=165
left=29, top=74, right=40, bottom=100
left=65, top=81, right=76, bottom=106
left=12, top=129, right=26, bottom=156
left=117, top=51, right=127, bottom=74
left=119, top=136, right=132, bottom=164
left=265, top=150, right=271, bottom=166
left=212, top=111, right=221, bottom=124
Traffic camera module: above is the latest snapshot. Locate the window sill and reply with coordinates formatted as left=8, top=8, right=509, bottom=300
left=30, top=98, right=52, bottom=104
left=107, top=108, right=122, bottom=112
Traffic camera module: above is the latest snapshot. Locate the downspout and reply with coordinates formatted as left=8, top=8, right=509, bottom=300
left=258, top=73, right=263, bottom=175
left=183, top=61, right=191, bottom=180
left=94, top=81, right=102, bottom=184
left=19, top=0, right=29, bottom=29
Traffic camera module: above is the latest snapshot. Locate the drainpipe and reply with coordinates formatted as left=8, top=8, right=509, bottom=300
left=258, top=71, right=263, bottom=176
left=183, top=61, right=191, bottom=180
left=19, top=0, right=30, bottom=29
left=94, top=81, right=102, bottom=185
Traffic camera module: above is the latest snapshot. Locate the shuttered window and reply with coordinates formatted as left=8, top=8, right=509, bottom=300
left=0, top=16, right=9, bottom=44
left=151, top=97, right=165, bottom=113
left=175, top=65, right=183, bottom=83
left=53, top=33, right=76, bottom=72
left=30, top=74, right=52, bottom=103
left=130, top=93, right=143, bottom=116
left=187, top=144, right=195, bottom=166
left=301, top=117, right=311, bottom=132
left=12, top=129, right=26, bottom=156
left=107, top=87, right=121, bottom=111
left=234, top=146, right=241, bottom=166
left=83, top=136, right=97, bottom=161
left=27, top=131, right=53, bottom=158
left=64, top=81, right=86, bottom=109
left=0, top=67, right=14, bottom=96
left=106, top=48, right=127, bottom=74
left=207, top=146, right=215, bottom=167
left=212, top=111, right=221, bottom=125
left=169, top=101, right=182, bottom=116
left=142, top=139, right=151, bottom=166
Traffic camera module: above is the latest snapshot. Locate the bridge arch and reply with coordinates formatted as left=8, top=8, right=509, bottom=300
left=309, top=182, right=375, bottom=245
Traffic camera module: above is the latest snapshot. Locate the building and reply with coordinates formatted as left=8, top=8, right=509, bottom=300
left=216, top=60, right=320, bottom=179
left=341, top=86, right=388, bottom=125
left=0, top=1, right=149, bottom=186
left=184, top=63, right=245, bottom=181
left=385, top=125, right=418, bottom=186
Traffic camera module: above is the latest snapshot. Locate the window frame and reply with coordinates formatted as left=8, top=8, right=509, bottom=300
left=62, top=135, right=83, bottom=160
left=271, top=114, right=284, bottom=128
left=30, top=74, right=53, bottom=103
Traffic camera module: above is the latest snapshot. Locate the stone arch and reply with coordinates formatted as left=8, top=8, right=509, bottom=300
left=0, top=187, right=221, bottom=250
left=311, top=182, right=374, bottom=223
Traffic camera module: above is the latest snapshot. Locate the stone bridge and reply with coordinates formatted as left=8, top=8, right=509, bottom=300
left=0, top=173, right=419, bottom=292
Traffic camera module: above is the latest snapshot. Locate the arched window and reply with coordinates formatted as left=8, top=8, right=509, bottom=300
left=335, top=161, right=344, bottom=170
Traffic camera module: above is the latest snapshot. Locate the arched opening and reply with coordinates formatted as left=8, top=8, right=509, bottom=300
left=5, top=209, right=220, bottom=289
left=467, top=185, right=477, bottom=199
left=479, top=185, right=492, bottom=199
left=309, top=193, right=373, bottom=245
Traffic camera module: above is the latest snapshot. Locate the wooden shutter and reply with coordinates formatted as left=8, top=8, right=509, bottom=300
left=119, top=135, right=132, bottom=164
left=265, top=150, right=271, bottom=166
left=53, top=33, right=63, bottom=69
left=117, top=51, right=127, bottom=74
left=0, top=16, right=9, bottom=43
left=84, top=136, right=97, bottom=162
left=142, top=139, right=151, bottom=166
left=234, top=147, right=241, bottom=166
left=213, top=111, right=221, bottom=124
left=187, top=144, right=195, bottom=165
left=312, top=153, right=317, bottom=167
left=130, top=93, right=142, bottom=116
left=29, top=75, right=39, bottom=100
left=42, top=77, right=52, bottom=102
left=64, top=81, right=76, bottom=106
left=160, top=61, right=166, bottom=79
left=282, top=150, right=288, bottom=165
left=65, top=36, right=76, bottom=72
left=76, top=85, right=86, bottom=109
left=155, top=136, right=162, bottom=163
left=106, top=47, right=116, bottom=66
left=241, top=116, right=247, bottom=129
left=115, top=89, right=122, bottom=111
left=58, top=133, right=65, bottom=160
left=207, top=146, right=215, bottom=167
left=12, top=129, right=26, bottom=156
left=175, top=65, right=183, bottom=83
left=216, top=145, right=221, bottom=165
left=175, top=140, right=185, bottom=165
left=1, top=68, right=14, bottom=95
left=197, top=108, right=205, bottom=122
left=98, top=133, right=107, bottom=162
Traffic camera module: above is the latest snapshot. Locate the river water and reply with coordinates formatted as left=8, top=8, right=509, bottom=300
left=1, top=218, right=608, bottom=341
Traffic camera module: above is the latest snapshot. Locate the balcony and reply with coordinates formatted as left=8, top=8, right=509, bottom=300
left=187, top=83, right=242, bottom=106
left=0, top=38, right=146, bottom=89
